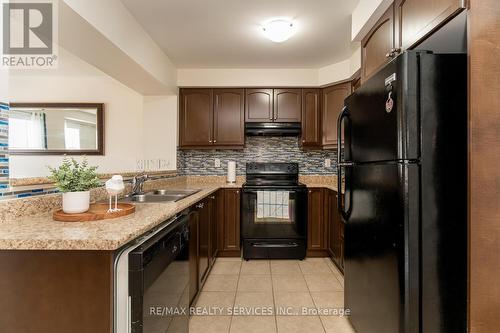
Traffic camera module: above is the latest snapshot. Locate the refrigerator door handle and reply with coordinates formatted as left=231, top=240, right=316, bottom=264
left=337, top=106, right=352, bottom=221
left=336, top=105, right=349, bottom=165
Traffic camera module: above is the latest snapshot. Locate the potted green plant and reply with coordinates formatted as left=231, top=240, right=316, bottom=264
left=48, top=157, right=101, bottom=214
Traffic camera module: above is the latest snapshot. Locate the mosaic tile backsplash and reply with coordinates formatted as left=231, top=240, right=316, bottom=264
left=177, top=136, right=338, bottom=176
left=0, top=102, right=8, bottom=190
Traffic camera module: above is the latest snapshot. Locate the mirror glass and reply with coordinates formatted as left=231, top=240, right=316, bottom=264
left=8, top=103, right=103, bottom=154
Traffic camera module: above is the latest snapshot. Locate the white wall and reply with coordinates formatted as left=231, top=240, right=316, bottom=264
left=351, top=0, right=393, bottom=41
left=143, top=96, right=178, bottom=171
left=8, top=49, right=177, bottom=178
left=62, top=0, right=177, bottom=92
left=177, top=68, right=319, bottom=87
left=177, top=51, right=362, bottom=87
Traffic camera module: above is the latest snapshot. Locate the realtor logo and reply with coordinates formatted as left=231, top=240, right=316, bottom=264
left=1, top=0, right=58, bottom=68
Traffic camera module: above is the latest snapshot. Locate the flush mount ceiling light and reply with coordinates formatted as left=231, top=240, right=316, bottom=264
left=261, top=19, right=296, bottom=43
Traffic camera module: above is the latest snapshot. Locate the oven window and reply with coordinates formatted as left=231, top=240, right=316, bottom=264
left=254, top=190, right=296, bottom=224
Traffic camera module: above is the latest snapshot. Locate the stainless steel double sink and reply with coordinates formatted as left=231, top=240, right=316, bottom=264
left=121, top=188, right=201, bottom=203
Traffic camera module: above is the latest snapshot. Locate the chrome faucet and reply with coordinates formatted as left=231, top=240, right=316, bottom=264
left=131, top=173, right=148, bottom=196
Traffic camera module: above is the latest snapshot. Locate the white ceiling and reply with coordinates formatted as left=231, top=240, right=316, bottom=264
left=121, top=0, right=359, bottom=69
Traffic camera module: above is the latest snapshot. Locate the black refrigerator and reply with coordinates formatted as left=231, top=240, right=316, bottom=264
left=337, top=51, right=467, bottom=333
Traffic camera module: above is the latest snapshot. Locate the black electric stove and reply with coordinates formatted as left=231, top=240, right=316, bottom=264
left=241, top=163, right=307, bottom=260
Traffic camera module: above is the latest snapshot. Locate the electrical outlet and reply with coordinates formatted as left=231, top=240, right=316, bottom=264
left=324, top=159, right=331, bottom=168
left=215, top=158, right=221, bottom=168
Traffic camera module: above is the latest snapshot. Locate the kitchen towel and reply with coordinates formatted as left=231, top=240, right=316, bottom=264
left=256, top=191, right=290, bottom=220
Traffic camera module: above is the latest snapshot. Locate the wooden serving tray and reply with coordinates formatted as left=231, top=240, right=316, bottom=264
left=53, top=203, right=135, bottom=222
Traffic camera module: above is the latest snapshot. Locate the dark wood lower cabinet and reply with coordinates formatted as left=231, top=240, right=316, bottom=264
left=306, top=188, right=344, bottom=271
left=188, top=208, right=199, bottom=305
left=197, top=198, right=211, bottom=286
left=307, top=188, right=328, bottom=257
left=0, top=250, right=114, bottom=333
left=326, top=189, right=344, bottom=271
left=209, top=193, right=218, bottom=265
left=217, top=188, right=241, bottom=257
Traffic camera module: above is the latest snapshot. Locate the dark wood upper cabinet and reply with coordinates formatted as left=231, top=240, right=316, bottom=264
left=213, top=89, right=245, bottom=146
left=395, top=0, right=465, bottom=50
left=179, top=88, right=244, bottom=149
left=321, top=82, right=351, bottom=148
left=361, top=4, right=395, bottom=82
left=273, top=88, right=302, bottom=122
left=301, top=88, right=321, bottom=147
left=179, top=88, right=213, bottom=147
left=245, top=88, right=273, bottom=122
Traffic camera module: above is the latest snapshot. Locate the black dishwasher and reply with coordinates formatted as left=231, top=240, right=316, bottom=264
left=129, top=214, right=189, bottom=333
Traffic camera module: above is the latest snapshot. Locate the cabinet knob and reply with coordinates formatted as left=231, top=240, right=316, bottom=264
left=302, top=139, right=305, bottom=143
left=269, top=116, right=273, bottom=120
left=209, top=196, right=215, bottom=199
left=209, top=140, right=212, bottom=143
left=308, top=190, right=312, bottom=194
left=196, top=203, right=204, bottom=209
left=385, top=48, right=401, bottom=58
left=236, top=190, right=239, bottom=194
left=213, top=140, right=217, bottom=143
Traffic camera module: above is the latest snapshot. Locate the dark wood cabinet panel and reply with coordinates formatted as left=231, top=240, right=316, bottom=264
left=179, top=88, right=213, bottom=147
left=245, top=88, right=273, bottom=122
left=223, top=188, right=241, bottom=254
left=273, top=88, right=302, bottom=122
left=209, top=193, right=218, bottom=265
left=213, top=89, right=245, bottom=146
left=307, top=188, right=327, bottom=255
left=321, top=82, right=351, bottom=148
left=469, top=1, right=500, bottom=331
left=0, top=251, right=113, bottom=333
left=188, top=209, right=199, bottom=305
left=361, top=4, right=395, bottom=82
left=395, top=0, right=465, bottom=50
left=197, top=198, right=211, bottom=286
left=301, top=88, right=321, bottom=147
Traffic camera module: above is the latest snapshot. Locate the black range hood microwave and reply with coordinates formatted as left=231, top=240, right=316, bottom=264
left=245, top=122, right=301, bottom=136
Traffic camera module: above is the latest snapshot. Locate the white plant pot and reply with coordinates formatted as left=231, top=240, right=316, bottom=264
left=62, top=191, right=90, bottom=214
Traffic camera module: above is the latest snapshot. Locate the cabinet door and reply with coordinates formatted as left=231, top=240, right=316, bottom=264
left=179, top=88, right=213, bottom=147
left=301, top=88, right=321, bottom=147
left=188, top=209, right=199, bottom=305
left=273, top=88, right=302, bottom=122
left=198, top=199, right=211, bottom=286
left=395, top=0, right=465, bottom=50
left=321, top=82, right=351, bottom=148
left=213, top=89, right=245, bottom=146
left=223, top=189, right=241, bottom=252
left=361, top=4, right=395, bottom=82
left=245, top=89, right=273, bottom=122
left=307, top=188, right=326, bottom=252
left=209, top=193, right=218, bottom=265
left=327, top=190, right=337, bottom=257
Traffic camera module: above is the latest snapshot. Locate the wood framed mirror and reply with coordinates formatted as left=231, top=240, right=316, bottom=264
left=8, top=103, right=104, bottom=155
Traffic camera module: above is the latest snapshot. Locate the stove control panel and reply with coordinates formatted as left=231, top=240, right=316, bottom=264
left=246, top=162, right=298, bottom=175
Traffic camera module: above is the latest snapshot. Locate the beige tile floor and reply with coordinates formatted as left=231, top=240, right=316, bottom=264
left=189, top=257, right=356, bottom=333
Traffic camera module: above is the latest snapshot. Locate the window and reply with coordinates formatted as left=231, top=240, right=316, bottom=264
left=9, top=110, right=46, bottom=149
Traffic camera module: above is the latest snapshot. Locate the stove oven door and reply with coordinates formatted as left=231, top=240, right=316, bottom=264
left=241, top=186, right=307, bottom=240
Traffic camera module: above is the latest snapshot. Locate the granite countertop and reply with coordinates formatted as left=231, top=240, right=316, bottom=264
left=0, top=176, right=336, bottom=251
left=0, top=183, right=240, bottom=251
